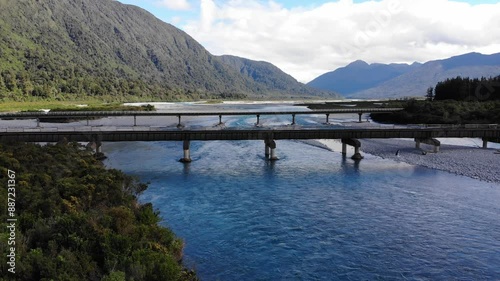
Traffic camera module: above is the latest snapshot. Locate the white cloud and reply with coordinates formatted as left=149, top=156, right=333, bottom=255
left=156, top=0, right=191, bottom=11
left=183, top=0, right=500, bottom=82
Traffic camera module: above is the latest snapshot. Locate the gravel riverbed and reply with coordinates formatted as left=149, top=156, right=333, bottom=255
left=360, top=138, right=500, bottom=183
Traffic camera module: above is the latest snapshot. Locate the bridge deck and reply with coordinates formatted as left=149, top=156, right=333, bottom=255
left=1, top=127, right=498, bottom=143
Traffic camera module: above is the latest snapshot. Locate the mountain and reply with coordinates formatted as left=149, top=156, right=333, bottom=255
left=308, top=52, right=500, bottom=99
left=219, top=55, right=334, bottom=97
left=0, top=0, right=335, bottom=101
left=351, top=52, right=500, bottom=99
left=307, top=60, right=420, bottom=95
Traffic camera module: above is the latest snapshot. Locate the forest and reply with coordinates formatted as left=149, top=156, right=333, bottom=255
left=0, top=142, right=198, bottom=281
left=371, top=76, right=500, bottom=124
left=433, top=76, right=500, bottom=101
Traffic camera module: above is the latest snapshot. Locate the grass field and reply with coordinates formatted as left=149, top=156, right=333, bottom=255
left=0, top=100, right=154, bottom=112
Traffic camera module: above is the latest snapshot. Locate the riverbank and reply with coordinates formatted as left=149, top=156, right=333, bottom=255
left=359, top=138, right=500, bottom=183
left=0, top=142, right=197, bottom=280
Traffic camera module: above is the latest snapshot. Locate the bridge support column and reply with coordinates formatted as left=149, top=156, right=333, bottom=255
left=96, top=141, right=102, bottom=154
left=264, top=140, right=270, bottom=158
left=266, top=139, right=278, bottom=161
left=415, top=138, right=440, bottom=153
left=358, top=113, right=363, bottom=123
left=218, top=115, right=223, bottom=125
left=179, top=140, right=192, bottom=163
left=342, top=138, right=363, bottom=160
left=86, top=141, right=102, bottom=154
left=134, top=115, right=137, bottom=126
left=291, top=114, right=296, bottom=125
left=326, top=114, right=330, bottom=124
left=256, top=115, right=261, bottom=126
left=482, top=138, right=488, bottom=149
left=177, top=115, right=183, bottom=128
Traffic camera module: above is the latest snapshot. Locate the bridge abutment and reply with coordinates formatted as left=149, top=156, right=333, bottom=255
left=179, top=140, right=192, bottom=163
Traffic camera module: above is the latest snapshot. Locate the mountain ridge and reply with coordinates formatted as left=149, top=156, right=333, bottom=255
left=219, top=55, right=334, bottom=97
left=307, top=59, right=420, bottom=96
left=0, top=0, right=336, bottom=101
left=308, top=52, right=500, bottom=99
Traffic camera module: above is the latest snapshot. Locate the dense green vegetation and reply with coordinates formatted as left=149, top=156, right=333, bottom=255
left=0, top=142, right=197, bottom=281
left=433, top=76, right=500, bottom=101
left=370, top=76, right=500, bottom=124
left=371, top=100, right=500, bottom=124
left=0, top=0, right=330, bottom=104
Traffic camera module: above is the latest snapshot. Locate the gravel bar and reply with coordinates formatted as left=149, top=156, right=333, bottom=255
left=360, top=138, right=500, bottom=183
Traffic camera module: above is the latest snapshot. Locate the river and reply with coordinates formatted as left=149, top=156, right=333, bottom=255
left=103, top=102, right=500, bottom=280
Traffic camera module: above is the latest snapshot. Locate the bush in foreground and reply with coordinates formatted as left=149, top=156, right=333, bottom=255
left=0, top=142, right=197, bottom=281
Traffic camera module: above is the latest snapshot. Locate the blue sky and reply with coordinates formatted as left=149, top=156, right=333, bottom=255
left=116, top=0, right=500, bottom=82
left=117, top=0, right=500, bottom=26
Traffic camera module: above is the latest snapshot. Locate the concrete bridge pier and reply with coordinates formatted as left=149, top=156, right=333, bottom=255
left=291, top=114, right=296, bottom=125
left=264, top=140, right=270, bottom=158
left=179, top=140, right=192, bottom=163
left=177, top=115, right=183, bottom=128
left=341, top=138, right=363, bottom=160
left=256, top=115, right=261, bottom=126
left=358, top=113, right=363, bottom=123
left=415, top=138, right=440, bottom=153
left=325, top=114, right=330, bottom=124
left=86, top=141, right=102, bottom=154
left=265, top=139, right=279, bottom=161
left=482, top=138, right=488, bottom=149
left=96, top=141, right=102, bottom=154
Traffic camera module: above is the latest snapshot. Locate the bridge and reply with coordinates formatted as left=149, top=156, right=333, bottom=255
left=0, top=108, right=403, bottom=126
left=1, top=109, right=499, bottom=162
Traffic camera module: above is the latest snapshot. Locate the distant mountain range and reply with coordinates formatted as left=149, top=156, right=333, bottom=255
left=0, top=0, right=336, bottom=101
left=308, top=52, right=500, bottom=99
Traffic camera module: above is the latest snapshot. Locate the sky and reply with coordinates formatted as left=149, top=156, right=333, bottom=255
left=116, top=0, right=500, bottom=82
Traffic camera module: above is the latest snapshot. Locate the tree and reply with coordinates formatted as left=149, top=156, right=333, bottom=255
left=425, top=86, right=434, bottom=101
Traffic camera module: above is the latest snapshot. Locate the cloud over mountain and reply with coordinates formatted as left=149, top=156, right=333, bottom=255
left=181, top=0, right=500, bottom=82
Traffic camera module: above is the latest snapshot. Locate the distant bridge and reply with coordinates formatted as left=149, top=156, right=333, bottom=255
left=1, top=109, right=498, bottom=162
left=0, top=108, right=403, bottom=126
